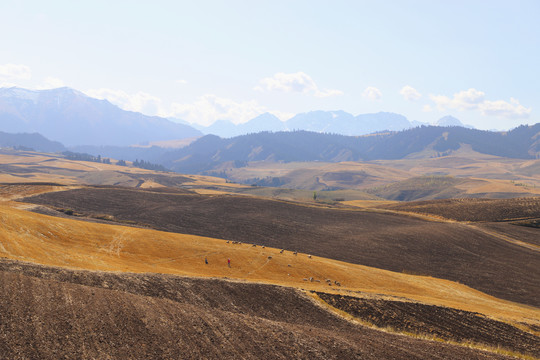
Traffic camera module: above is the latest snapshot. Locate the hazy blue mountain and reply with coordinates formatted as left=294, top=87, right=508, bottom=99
left=0, top=131, right=66, bottom=153
left=161, top=124, right=540, bottom=174
left=352, top=112, right=412, bottom=134
left=286, top=110, right=355, bottom=133
left=200, top=110, right=418, bottom=137
left=0, top=87, right=202, bottom=146
left=200, top=113, right=287, bottom=138
left=436, top=115, right=474, bottom=129
left=203, top=120, right=241, bottom=138
left=286, top=111, right=416, bottom=135
left=239, top=113, right=287, bottom=135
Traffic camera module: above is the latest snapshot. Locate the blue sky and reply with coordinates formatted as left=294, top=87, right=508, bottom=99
left=1, top=0, right=538, bottom=129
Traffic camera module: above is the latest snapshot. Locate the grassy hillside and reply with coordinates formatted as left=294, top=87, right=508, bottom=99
left=0, top=201, right=537, bottom=327
left=22, top=186, right=540, bottom=307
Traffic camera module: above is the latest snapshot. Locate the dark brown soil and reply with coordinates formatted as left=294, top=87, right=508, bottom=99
left=316, top=292, right=540, bottom=357
left=22, top=186, right=540, bottom=307
left=0, top=258, right=515, bottom=360
left=477, top=222, right=540, bottom=247
left=381, top=197, right=540, bottom=222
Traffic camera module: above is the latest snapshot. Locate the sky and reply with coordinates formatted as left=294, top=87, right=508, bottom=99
left=0, top=0, right=539, bottom=130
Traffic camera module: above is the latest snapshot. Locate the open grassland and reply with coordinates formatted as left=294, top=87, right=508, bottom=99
left=22, top=186, right=540, bottom=307
left=2, top=150, right=540, bottom=202
left=218, top=147, right=540, bottom=200
left=0, top=151, right=245, bottom=191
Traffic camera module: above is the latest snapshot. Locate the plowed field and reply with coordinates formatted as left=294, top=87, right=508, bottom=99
left=381, top=197, right=540, bottom=222
left=22, top=186, right=540, bottom=307
left=316, top=292, right=540, bottom=358
left=0, top=259, right=517, bottom=360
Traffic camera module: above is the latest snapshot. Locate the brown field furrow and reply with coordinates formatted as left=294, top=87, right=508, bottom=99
left=380, top=197, right=540, bottom=222
left=465, top=224, right=540, bottom=252
left=0, top=259, right=519, bottom=360
left=316, top=292, right=540, bottom=358
left=21, top=186, right=540, bottom=307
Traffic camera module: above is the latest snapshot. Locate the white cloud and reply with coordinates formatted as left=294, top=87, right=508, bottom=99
left=176, top=79, right=188, bottom=84
left=430, top=88, right=485, bottom=111
left=362, top=86, right=382, bottom=101
left=0, top=63, right=32, bottom=80
left=85, top=88, right=163, bottom=116
left=479, top=98, right=531, bottom=119
left=400, top=85, right=421, bottom=101
left=170, top=94, right=268, bottom=126
left=429, top=88, right=531, bottom=119
left=422, top=105, right=433, bottom=112
left=255, top=72, right=343, bottom=98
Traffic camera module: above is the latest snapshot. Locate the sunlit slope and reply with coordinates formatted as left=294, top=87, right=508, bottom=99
left=0, top=203, right=538, bottom=327
left=0, top=151, right=249, bottom=191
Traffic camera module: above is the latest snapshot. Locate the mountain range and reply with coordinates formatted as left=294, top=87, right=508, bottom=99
left=1, top=87, right=475, bottom=146
left=0, top=87, right=202, bottom=146
left=3, top=86, right=539, bottom=179
left=193, top=111, right=432, bottom=138
left=159, top=124, right=540, bottom=174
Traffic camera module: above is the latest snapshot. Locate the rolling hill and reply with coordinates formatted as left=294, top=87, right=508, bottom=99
left=159, top=124, right=540, bottom=175
left=0, top=153, right=539, bottom=359
left=22, top=185, right=540, bottom=307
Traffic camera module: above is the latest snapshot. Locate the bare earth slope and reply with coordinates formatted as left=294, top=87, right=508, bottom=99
left=23, top=186, right=540, bottom=307
left=381, top=197, right=540, bottom=222
left=0, top=259, right=518, bottom=360
left=316, top=292, right=539, bottom=357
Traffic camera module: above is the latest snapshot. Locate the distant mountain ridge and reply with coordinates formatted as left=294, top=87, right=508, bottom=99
left=0, top=87, right=202, bottom=146
left=160, top=124, right=540, bottom=173
left=196, top=111, right=426, bottom=138
left=0, top=131, right=65, bottom=153
left=1, top=123, right=538, bottom=177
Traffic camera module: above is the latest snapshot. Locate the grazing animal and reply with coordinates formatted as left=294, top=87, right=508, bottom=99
left=268, top=256, right=272, bottom=260
left=280, top=249, right=284, bottom=254
left=308, top=255, right=312, bottom=259
left=293, top=251, right=297, bottom=256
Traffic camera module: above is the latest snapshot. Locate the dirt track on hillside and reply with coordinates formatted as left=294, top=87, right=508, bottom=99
left=23, top=186, right=540, bottom=307
left=0, top=259, right=518, bottom=360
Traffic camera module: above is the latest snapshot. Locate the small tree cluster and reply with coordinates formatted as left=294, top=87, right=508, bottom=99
left=132, top=159, right=169, bottom=172
left=62, top=151, right=110, bottom=164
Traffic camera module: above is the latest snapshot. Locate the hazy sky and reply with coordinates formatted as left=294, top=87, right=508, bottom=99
left=1, top=0, right=539, bottom=129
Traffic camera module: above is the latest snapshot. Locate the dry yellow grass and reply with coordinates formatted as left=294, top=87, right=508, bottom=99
left=0, top=202, right=538, bottom=330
